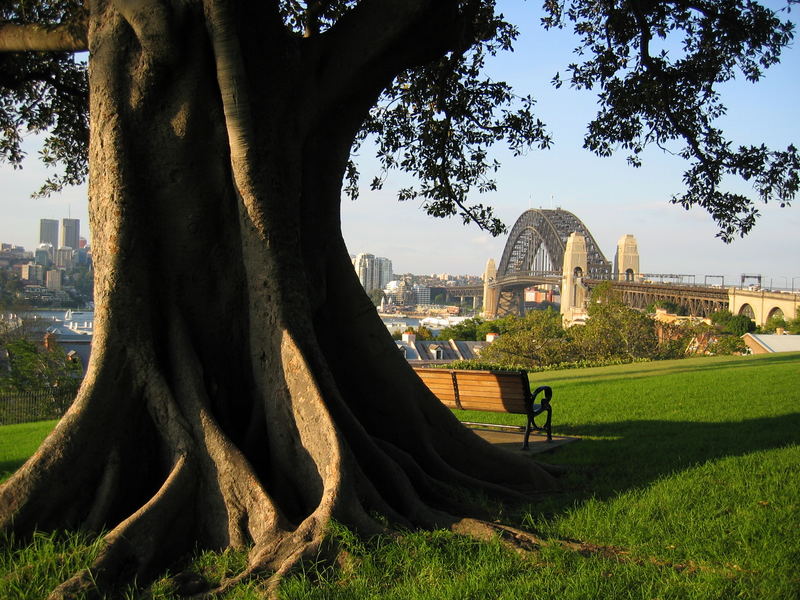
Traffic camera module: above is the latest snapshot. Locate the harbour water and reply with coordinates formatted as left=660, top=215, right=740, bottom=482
left=4, top=310, right=465, bottom=338
left=2, top=309, right=95, bottom=333
left=380, top=314, right=472, bottom=336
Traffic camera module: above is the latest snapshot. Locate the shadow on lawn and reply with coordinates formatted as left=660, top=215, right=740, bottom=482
left=532, top=411, right=800, bottom=510
left=1, top=459, right=25, bottom=481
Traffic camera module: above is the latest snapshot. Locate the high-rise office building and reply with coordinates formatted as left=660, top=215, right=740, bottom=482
left=413, top=285, right=431, bottom=305
left=45, top=269, right=63, bottom=291
left=35, top=244, right=52, bottom=267
left=375, top=257, right=393, bottom=291
left=39, top=219, right=59, bottom=247
left=55, top=246, right=75, bottom=269
left=62, top=218, right=80, bottom=250
left=353, top=253, right=393, bottom=293
left=354, top=253, right=377, bottom=292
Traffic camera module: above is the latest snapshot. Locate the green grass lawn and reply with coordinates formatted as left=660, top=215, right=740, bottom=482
left=2, top=353, right=799, bottom=599
left=0, top=420, right=57, bottom=482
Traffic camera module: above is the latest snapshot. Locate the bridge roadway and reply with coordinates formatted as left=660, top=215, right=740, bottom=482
left=444, top=278, right=731, bottom=317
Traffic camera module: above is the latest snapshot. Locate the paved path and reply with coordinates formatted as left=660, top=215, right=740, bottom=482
left=471, top=427, right=578, bottom=454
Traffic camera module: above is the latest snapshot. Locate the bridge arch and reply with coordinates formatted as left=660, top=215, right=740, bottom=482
left=767, top=307, right=785, bottom=320
left=496, top=209, right=611, bottom=279
left=739, top=303, right=755, bottom=319
left=728, top=289, right=800, bottom=327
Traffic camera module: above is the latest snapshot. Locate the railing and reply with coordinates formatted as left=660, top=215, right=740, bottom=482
left=0, top=387, right=78, bottom=425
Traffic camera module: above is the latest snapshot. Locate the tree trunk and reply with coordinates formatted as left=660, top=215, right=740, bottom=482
left=0, top=2, right=558, bottom=596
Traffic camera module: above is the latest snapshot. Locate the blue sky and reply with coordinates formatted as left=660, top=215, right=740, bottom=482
left=342, top=1, right=800, bottom=286
left=1, top=1, right=798, bottom=288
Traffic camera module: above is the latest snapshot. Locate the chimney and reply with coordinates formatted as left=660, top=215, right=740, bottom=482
left=485, top=332, right=499, bottom=343
left=402, top=331, right=416, bottom=344
left=43, top=332, right=57, bottom=351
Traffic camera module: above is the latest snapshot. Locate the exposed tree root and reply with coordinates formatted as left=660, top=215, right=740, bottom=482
left=450, top=517, right=740, bottom=579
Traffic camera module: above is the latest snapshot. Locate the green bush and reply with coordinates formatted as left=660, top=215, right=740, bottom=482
left=724, top=314, right=757, bottom=336
left=707, top=335, right=747, bottom=355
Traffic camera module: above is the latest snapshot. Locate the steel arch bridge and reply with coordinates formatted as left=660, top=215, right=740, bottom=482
left=496, top=208, right=611, bottom=280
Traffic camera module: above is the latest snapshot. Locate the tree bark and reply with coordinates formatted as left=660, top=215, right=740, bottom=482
left=0, top=22, right=88, bottom=52
left=0, top=1, right=558, bottom=596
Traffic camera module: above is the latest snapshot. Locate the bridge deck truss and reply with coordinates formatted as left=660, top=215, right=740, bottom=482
left=609, top=282, right=729, bottom=317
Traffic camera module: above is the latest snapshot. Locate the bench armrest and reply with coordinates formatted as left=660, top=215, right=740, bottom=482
left=531, top=385, right=552, bottom=409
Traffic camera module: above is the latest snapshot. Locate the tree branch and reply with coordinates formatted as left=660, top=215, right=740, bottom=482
left=0, top=21, right=87, bottom=52
left=299, top=0, right=480, bottom=143
left=303, top=0, right=335, bottom=37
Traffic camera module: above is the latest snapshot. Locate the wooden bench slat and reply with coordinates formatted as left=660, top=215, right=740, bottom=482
left=416, top=376, right=455, bottom=385
left=424, top=387, right=457, bottom=395
left=457, top=389, right=527, bottom=399
left=417, top=382, right=457, bottom=392
left=459, top=400, right=528, bottom=413
left=457, top=384, right=526, bottom=395
left=456, top=377, right=525, bottom=386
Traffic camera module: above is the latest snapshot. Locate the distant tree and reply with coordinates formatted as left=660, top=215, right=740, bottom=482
left=708, top=335, right=748, bottom=355
left=69, top=265, right=94, bottom=303
left=475, top=314, right=520, bottom=339
left=403, top=326, right=434, bottom=341
left=368, top=288, right=385, bottom=307
left=653, top=320, right=697, bottom=358
left=761, top=314, right=788, bottom=333
left=570, top=283, right=658, bottom=360
left=480, top=308, right=573, bottom=367
left=788, top=309, right=800, bottom=334
left=436, top=317, right=486, bottom=341
left=0, top=337, right=82, bottom=394
left=648, top=300, right=688, bottom=316
left=725, top=314, right=757, bottom=336
left=0, top=270, right=23, bottom=309
left=574, top=300, right=658, bottom=360
left=435, top=314, right=520, bottom=341
left=710, top=309, right=734, bottom=327
left=432, top=293, right=446, bottom=305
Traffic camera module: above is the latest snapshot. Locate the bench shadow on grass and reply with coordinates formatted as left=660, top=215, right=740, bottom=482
left=532, top=412, right=800, bottom=511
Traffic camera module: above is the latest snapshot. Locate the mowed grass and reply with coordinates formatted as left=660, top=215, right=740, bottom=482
left=0, top=420, right=57, bottom=482
left=1, top=353, right=798, bottom=599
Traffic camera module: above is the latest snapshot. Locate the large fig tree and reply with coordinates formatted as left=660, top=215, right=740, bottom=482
left=0, top=0, right=796, bottom=596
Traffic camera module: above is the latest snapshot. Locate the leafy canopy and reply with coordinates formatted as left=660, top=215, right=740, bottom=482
left=0, top=0, right=87, bottom=197
left=0, top=0, right=797, bottom=238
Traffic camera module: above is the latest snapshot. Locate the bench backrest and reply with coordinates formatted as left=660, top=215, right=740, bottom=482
left=413, top=368, right=530, bottom=414
left=413, top=368, right=459, bottom=408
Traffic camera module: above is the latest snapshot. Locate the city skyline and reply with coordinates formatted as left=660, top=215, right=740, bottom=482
left=1, top=1, right=798, bottom=286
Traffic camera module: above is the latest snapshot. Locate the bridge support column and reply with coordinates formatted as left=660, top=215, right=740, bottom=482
left=614, top=234, right=640, bottom=281
left=561, top=233, right=589, bottom=326
left=483, top=258, right=499, bottom=319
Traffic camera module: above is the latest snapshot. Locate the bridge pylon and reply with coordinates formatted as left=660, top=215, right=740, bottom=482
left=482, top=258, right=499, bottom=318
left=613, top=234, right=640, bottom=281
left=561, top=232, right=590, bottom=326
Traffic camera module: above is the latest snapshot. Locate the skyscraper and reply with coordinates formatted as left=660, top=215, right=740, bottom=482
left=354, top=253, right=377, bottom=292
left=39, top=219, right=59, bottom=247
left=375, top=257, right=393, bottom=290
left=62, top=218, right=80, bottom=250
left=353, top=253, right=393, bottom=293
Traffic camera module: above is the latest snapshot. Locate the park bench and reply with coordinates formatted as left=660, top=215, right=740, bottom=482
left=413, top=367, right=553, bottom=449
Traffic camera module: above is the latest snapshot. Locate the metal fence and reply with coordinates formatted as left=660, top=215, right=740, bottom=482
left=0, top=388, right=78, bottom=425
